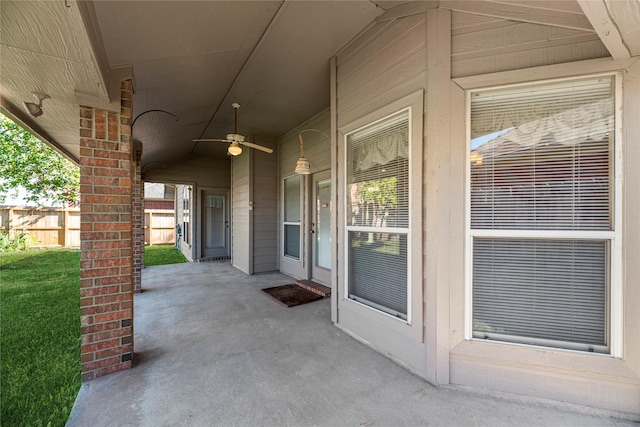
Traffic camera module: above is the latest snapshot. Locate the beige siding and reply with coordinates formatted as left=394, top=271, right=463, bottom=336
left=331, top=4, right=640, bottom=416
left=337, top=14, right=427, bottom=128
left=450, top=11, right=609, bottom=78
left=232, top=153, right=250, bottom=274
left=279, top=109, right=332, bottom=178
left=278, top=109, right=332, bottom=279
left=335, top=11, right=428, bottom=377
left=252, top=137, right=278, bottom=273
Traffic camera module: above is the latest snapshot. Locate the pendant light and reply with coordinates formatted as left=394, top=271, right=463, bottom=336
left=294, top=133, right=311, bottom=174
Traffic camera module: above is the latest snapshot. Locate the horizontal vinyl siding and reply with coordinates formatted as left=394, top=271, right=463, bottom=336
left=450, top=11, right=610, bottom=78
left=279, top=109, right=332, bottom=178
left=232, top=153, right=250, bottom=274
left=252, top=138, right=278, bottom=273
left=337, top=15, right=427, bottom=128
left=278, top=109, right=332, bottom=279
left=335, top=12, right=428, bottom=376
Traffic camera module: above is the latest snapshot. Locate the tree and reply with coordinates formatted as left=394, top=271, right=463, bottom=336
left=0, top=114, right=79, bottom=206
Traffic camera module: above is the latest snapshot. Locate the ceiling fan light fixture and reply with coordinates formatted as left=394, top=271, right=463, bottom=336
left=227, top=133, right=244, bottom=142
left=227, top=142, right=243, bottom=156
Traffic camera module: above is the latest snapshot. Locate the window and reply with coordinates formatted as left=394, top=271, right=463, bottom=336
left=346, top=109, right=410, bottom=320
left=469, top=75, right=617, bottom=353
left=283, top=175, right=301, bottom=259
left=182, top=185, right=191, bottom=244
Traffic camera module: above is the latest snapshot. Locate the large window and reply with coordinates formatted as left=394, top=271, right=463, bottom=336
left=346, top=109, right=410, bottom=320
left=469, top=75, right=617, bottom=353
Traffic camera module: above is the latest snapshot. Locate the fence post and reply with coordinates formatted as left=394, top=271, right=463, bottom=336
left=8, top=207, right=14, bottom=239
left=62, top=208, right=68, bottom=247
left=148, top=211, right=153, bottom=245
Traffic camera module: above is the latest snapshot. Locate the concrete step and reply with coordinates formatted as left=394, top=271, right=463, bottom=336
left=296, top=280, right=331, bottom=298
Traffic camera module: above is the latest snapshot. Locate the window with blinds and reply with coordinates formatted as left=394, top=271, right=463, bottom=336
left=469, top=75, right=615, bottom=353
left=346, top=109, right=410, bottom=319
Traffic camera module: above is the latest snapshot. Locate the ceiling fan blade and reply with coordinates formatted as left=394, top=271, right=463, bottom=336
left=240, top=141, right=274, bottom=154
left=192, top=139, right=230, bottom=143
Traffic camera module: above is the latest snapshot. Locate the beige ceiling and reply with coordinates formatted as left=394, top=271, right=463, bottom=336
left=1, top=0, right=638, bottom=172
left=1, top=0, right=386, bottom=168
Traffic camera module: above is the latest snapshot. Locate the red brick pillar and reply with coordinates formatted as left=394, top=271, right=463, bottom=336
left=132, top=141, right=143, bottom=293
left=79, top=79, right=134, bottom=381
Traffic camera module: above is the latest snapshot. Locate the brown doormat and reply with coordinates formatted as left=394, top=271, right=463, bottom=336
left=261, top=284, right=323, bottom=307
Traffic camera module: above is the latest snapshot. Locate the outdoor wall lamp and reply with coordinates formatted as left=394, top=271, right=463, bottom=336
left=295, top=129, right=330, bottom=175
left=23, top=92, right=50, bottom=118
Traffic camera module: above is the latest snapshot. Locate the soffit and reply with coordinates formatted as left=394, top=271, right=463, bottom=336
left=604, top=0, right=640, bottom=56
left=0, top=1, right=108, bottom=160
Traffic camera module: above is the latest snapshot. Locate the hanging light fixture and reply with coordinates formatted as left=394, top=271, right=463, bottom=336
left=227, top=141, right=243, bottom=156
left=294, top=133, right=311, bottom=174
left=294, top=129, right=330, bottom=175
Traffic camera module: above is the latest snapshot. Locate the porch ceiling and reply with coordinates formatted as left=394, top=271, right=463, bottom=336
left=0, top=0, right=386, bottom=169
left=1, top=0, right=637, bottom=172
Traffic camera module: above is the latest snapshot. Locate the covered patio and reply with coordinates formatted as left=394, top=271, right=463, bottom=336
left=67, top=262, right=632, bottom=426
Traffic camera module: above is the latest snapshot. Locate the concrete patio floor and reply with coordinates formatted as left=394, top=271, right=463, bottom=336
left=67, top=261, right=635, bottom=426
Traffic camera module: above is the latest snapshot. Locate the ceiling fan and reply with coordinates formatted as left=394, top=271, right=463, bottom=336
left=193, top=103, right=273, bottom=156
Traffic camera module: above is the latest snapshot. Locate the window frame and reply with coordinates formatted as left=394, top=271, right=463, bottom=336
left=282, top=174, right=303, bottom=261
left=463, top=72, right=623, bottom=357
left=338, top=90, right=423, bottom=335
left=182, top=185, right=191, bottom=245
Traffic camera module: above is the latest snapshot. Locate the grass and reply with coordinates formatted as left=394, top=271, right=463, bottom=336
left=1, top=249, right=81, bottom=427
left=0, top=245, right=185, bottom=425
left=144, top=245, right=187, bottom=266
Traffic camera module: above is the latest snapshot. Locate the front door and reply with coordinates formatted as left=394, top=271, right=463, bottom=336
left=311, top=172, right=331, bottom=284
left=202, top=190, right=229, bottom=258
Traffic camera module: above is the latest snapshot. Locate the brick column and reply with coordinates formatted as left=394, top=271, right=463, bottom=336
left=79, top=79, right=134, bottom=381
left=132, top=141, right=143, bottom=293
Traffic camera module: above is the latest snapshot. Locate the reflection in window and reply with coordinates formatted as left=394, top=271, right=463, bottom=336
left=469, top=75, right=615, bottom=353
left=346, top=109, right=410, bottom=319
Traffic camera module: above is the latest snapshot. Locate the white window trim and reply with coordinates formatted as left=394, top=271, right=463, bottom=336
left=343, top=110, right=417, bottom=326
left=461, top=71, right=624, bottom=358
left=337, top=90, right=424, bottom=343
left=282, top=174, right=303, bottom=262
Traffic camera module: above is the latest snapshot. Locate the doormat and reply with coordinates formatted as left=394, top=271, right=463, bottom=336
left=261, top=284, right=323, bottom=308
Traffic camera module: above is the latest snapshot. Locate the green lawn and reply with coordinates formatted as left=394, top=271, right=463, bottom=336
left=0, top=245, right=186, bottom=426
left=1, top=249, right=81, bottom=427
left=144, top=245, right=187, bottom=266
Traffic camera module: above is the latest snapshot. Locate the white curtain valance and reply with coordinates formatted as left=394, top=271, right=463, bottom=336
left=354, top=129, right=408, bottom=172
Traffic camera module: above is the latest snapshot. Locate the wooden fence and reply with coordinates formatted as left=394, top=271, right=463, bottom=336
left=1, top=207, right=175, bottom=248
left=144, top=209, right=175, bottom=246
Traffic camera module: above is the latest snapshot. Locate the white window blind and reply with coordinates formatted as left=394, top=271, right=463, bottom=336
left=469, top=75, right=615, bottom=353
left=473, top=238, right=607, bottom=351
left=346, top=110, right=410, bottom=319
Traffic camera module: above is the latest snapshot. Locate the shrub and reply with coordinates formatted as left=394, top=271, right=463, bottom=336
left=0, top=231, right=35, bottom=252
